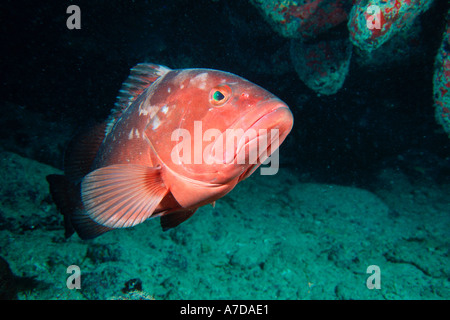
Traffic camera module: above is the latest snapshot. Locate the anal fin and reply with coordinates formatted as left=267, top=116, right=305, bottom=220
left=160, top=209, right=197, bottom=231
left=71, top=209, right=113, bottom=240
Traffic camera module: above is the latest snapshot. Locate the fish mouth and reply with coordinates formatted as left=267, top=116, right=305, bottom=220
left=214, top=100, right=293, bottom=165
left=234, top=105, right=292, bottom=164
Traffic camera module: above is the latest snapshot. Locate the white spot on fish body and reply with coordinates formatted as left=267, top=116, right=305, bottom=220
left=139, top=104, right=159, bottom=117
left=190, top=72, right=209, bottom=90
left=152, top=115, right=161, bottom=130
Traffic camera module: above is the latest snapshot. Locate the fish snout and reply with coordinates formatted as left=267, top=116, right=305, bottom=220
left=249, top=99, right=294, bottom=140
left=229, top=99, right=293, bottom=166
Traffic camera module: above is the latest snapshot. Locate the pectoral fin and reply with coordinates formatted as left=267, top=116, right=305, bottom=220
left=81, top=164, right=168, bottom=229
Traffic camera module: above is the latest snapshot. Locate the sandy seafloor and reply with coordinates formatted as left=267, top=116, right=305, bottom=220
left=0, top=150, right=448, bottom=300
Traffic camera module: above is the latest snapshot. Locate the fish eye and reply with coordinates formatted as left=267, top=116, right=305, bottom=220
left=210, top=85, right=231, bottom=106
left=213, top=91, right=225, bottom=101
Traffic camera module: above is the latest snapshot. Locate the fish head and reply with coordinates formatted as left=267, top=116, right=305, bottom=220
left=144, top=68, right=294, bottom=207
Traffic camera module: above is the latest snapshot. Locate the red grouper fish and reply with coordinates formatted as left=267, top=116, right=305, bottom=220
left=47, top=63, right=294, bottom=239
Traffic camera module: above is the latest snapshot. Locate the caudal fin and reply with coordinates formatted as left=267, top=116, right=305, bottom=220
left=46, top=174, right=112, bottom=239
left=46, top=174, right=77, bottom=238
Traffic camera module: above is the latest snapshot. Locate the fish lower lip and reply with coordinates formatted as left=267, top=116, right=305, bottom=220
left=232, top=106, right=291, bottom=163
left=211, top=104, right=292, bottom=165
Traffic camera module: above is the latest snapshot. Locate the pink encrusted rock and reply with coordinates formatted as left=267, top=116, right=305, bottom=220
left=250, top=0, right=353, bottom=94
left=250, top=0, right=352, bottom=40
left=348, top=0, right=434, bottom=52
left=433, top=10, right=450, bottom=138
left=351, top=20, right=425, bottom=68
left=290, top=37, right=353, bottom=95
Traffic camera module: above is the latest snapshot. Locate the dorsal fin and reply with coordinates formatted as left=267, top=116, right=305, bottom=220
left=114, top=63, right=172, bottom=114
left=105, top=63, right=172, bottom=136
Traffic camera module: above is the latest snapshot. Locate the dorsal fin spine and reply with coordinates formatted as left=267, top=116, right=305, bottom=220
left=105, top=63, right=172, bottom=136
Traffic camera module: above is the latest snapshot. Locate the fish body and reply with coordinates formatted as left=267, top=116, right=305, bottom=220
left=47, top=63, right=293, bottom=239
